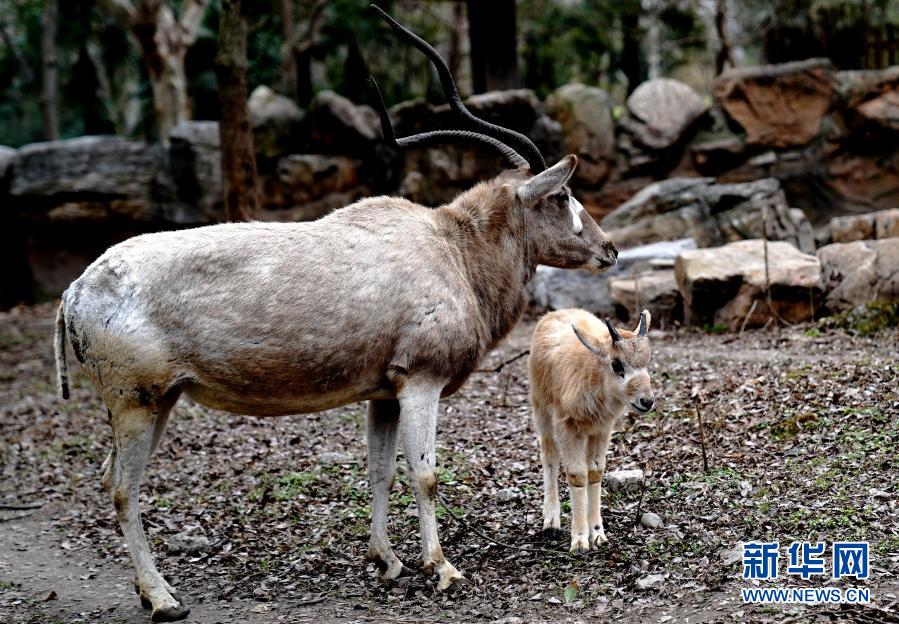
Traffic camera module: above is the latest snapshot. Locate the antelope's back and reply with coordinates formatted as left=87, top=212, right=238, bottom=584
left=62, top=202, right=477, bottom=412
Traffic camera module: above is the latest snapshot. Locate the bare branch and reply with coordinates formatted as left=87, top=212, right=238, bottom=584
left=96, top=0, right=137, bottom=27
left=288, top=0, right=328, bottom=54
left=178, top=0, right=211, bottom=46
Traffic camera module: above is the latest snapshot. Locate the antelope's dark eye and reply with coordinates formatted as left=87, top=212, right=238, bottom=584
left=611, top=359, right=625, bottom=378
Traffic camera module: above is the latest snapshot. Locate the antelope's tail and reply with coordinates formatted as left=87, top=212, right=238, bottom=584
left=54, top=300, right=70, bottom=400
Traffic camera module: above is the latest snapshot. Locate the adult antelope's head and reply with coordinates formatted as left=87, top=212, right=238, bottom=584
left=369, top=6, right=618, bottom=273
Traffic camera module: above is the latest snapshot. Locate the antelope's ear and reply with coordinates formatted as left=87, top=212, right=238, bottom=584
left=571, top=323, right=604, bottom=357
left=517, top=155, right=578, bottom=205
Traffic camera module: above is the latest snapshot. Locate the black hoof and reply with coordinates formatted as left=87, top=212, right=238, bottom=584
left=140, top=594, right=152, bottom=610
left=151, top=604, right=190, bottom=622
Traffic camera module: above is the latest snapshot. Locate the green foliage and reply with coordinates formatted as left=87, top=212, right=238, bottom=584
left=819, top=302, right=899, bottom=337
left=519, top=0, right=622, bottom=97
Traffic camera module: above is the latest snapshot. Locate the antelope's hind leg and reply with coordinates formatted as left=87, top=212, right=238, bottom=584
left=105, top=396, right=187, bottom=622
left=398, top=379, right=464, bottom=591
left=366, top=399, right=408, bottom=581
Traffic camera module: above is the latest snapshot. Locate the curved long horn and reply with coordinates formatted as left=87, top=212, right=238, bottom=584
left=370, top=5, right=546, bottom=173
left=603, top=318, right=622, bottom=343
left=369, top=76, right=528, bottom=169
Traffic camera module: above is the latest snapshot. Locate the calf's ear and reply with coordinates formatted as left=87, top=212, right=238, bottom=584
left=517, top=155, right=578, bottom=206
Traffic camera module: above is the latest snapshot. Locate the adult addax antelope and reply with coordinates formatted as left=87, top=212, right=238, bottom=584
left=53, top=7, right=618, bottom=621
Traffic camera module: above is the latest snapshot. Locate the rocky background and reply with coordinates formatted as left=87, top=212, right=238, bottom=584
left=2, top=59, right=897, bottom=327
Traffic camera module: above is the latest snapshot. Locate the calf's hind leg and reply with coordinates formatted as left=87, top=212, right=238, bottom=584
left=105, top=401, right=188, bottom=622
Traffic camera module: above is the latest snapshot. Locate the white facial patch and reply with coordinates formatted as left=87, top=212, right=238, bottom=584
left=568, top=195, right=584, bottom=234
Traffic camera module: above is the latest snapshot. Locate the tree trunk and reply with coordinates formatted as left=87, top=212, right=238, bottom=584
left=215, top=0, right=259, bottom=221
left=467, top=0, right=518, bottom=93
left=98, top=0, right=208, bottom=142
left=131, top=5, right=192, bottom=141
left=620, top=2, right=642, bottom=95
left=714, top=0, right=733, bottom=74
left=41, top=0, right=59, bottom=140
left=294, top=48, right=314, bottom=106
left=279, top=0, right=298, bottom=100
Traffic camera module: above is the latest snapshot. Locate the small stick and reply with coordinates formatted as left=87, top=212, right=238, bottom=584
left=739, top=299, right=759, bottom=334
left=0, top=502, right=44, bottom=510
left=633, top=462, right=649, bottom=528
left=694, top=400, right=709, bottom=474
left=761, top=206, right=793, bottom=327
left=437, top=492, right=571, bottom=557
left=476, top=350, right=529, bottom=373
left=499, top=369, right=512, bottom=407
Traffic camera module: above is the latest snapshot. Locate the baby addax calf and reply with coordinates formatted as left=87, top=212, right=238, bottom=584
left=528, top=309, right=654, bottom=552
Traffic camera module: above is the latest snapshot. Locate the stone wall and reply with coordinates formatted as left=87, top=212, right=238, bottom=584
left=2, top=61, right=897, bottom=306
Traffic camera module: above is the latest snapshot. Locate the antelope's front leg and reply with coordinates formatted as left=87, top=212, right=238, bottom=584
left=587, top=429, right=612, bottom=547
left=398, top=380, right=464, bottom=591
left=366, top=399, right=406, bottom=581
left=562, top=434, right=590, bottom=552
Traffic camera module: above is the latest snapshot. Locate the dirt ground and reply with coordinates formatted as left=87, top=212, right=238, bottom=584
left=1, top=302, right=897, bottom=624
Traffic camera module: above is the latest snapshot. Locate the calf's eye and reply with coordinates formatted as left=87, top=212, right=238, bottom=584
left=611, top=359, right=625, bottom=378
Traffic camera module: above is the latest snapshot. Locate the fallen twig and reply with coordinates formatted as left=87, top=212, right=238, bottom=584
left=633, top=463, right=649, bottom=528
left=694, top=400, right=710, bottom=474
left=0, top=502, right=44, bottom=510
left=437, top=492, right=569, bottom=557
left=476, top=350, right=529, bottom=373
left=739, top=299, right=759, bottom=335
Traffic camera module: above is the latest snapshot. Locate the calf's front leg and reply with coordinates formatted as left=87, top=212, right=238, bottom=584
left=587, top=428, right=612, bottom=547
left=561, top=433, right=590, bottom=552
left=398, top=379, right=464, bottom=591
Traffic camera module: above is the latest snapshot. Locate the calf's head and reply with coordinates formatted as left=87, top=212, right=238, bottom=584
left=515, top=155, right=618, bottom=272
left=573, top=310, right=655, bottom=414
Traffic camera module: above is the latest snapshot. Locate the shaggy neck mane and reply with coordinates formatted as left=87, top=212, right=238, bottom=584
left=434, top=175, right=536, bottom=350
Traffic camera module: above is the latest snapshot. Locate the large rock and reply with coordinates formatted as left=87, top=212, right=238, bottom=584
left=299, top=90, right=379, bottom=158
left=260, top=154, right=368, bottom=221
left=623, top=78, right=708, bottom=151
left=167, top=121, right=223, bottom=223
left=528, top=238, right=696, bottom=317
left=0, top=145, right=15, bottom=182
left=824, top=151, right=899, bottom=218
left=248, top=85, right=303, bottom=162
left=392, top=89, right=543, bottom=136
left=817, top=239, right=899, bottom=313
left=9, top=136, right=166, bottom=222
left=610, top=269, right=682, bottom=327
left=828, top=208, right=899, bottom=243
left=397, top=142, right=506, bottom=207
left=389, top=89, right=562, bottom=206
left=602, top=177, right=814, bottom=253
left=545, top=83, right=615, bottom=187
left=837, top=67, right=899, bottom=133
left=616, top=78, right=708, bottom=176
left=675, top=240, right=822, bottom=329
left=714, top=59, right=836, bottom=148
